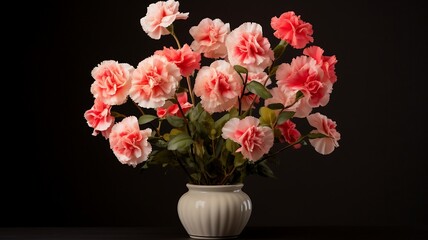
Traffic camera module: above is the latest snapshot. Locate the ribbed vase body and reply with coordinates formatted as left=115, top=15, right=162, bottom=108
left=177, top=184, right=252, bottom=239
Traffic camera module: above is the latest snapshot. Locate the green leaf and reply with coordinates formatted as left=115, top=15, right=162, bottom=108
left=138, top=115, right=157, bottom=125
left=141, top=162, right=149, bottom=170
left=111, top=111, right=126, bottom=118
left=277, top=111, right=295, bottom=125
left=184, top=157, right=197, bottom=170
left=193, top=138, right=205, bottom=158
left=198, top=110, right=214, bottom=129
left=146, top=149, right=180, bottom=168
left=188, top=102, right=204, bottom=122
left=176, top=87, right=189, bottom=93
left=233, top=65, right=248, bottom=74
left=228, top=107, right=239, bottom=118
left=166, top=116, right=185, bottom=128
left=225, top=139, right=239, bottom=153
left=167, top=133, right=193, bottom=151
left=238, top=170, right=247, bottom=184
left=259, top=107, right=276, bottom=127
left=273, top=42, right=286, bottom=59
left=267, top=103, right=284, bottom=110
left=168, top=98, right=178, bottom=104
left=170, top=128, right=183, bottom=136
left=214, top=113, right=230, bottom=137
left=308, top=132, right=328, bottom=139
left=246, top=81, right=272, bottom=99
left=234, top=153, right=246, bottom=167
left=274, top=128, right=282, bottom=138
left=214, top=138, right=224, bottom=159
left=189, top=110, right=214, bottom=138
left=149, top=138, right=168, bottom=148
left=295, top=90, right=304, bottom=100
left=190, top=173, right=201, bottom=183
left=220, top=147, right=230, bottom=167
left=256, top=161, right=276, bottom=178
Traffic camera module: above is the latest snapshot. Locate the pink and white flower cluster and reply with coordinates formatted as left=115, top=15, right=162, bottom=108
left=84, top=0, right=341, bottom=177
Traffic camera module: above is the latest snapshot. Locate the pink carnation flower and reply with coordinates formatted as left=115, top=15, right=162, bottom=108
left=189, top=18, right=230, bottom=59
left=277, top=120, right=301, bottom=149
left=271, top=11, right=313, bottom=49
left=307, top=113, right=341, bottom=155
left=129, top=55, right=182, bottom=109
left=109, top=116, right=153, bottom=167
left=154, top=44, right=201, bottom=77
left=303, top=46, right=338, bottom=84
left=90, top=60, right=133, bottom=106
left=276, top=56, right=332, bottom=117
left=84, top=98, right=115, bottom=139
left=157, top=92, right=192, bottom=118
left=193, top=60, right=243, bottom=114
left=140, top=0, right=189, bottom=40
left=225, top=22, right=274, bottom=73
left=222, top=116, right=274, bottom=161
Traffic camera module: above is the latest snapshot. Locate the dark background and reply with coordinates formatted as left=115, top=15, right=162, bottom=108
left=10, top=0, right=427, bottom=229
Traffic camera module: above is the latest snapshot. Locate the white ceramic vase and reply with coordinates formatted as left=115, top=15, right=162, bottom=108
left=177, top=183, right=252, bottom=239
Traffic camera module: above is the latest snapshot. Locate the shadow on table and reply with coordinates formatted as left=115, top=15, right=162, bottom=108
left=240, top=226, right=428, bottom=240
left=0, top=226, right=427, bottom=240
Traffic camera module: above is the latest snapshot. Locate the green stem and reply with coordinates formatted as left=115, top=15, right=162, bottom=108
left=175, top=94, right=209, bottom=184
left=238, top=73, right=248, bottom=114
left=172, top=33, right=181, bottom=49
left=157, top=120, right=163, bottom=138
left=175, top=94, right=191, bottom=136
left=132, top=101, right=145, bottom=116
left=186, top=76, right=196, bottom=106
left=273, top=108, right=285, bottom=128
left=256, top=134, right=308, bottom=165
left=167, top=25, right=182, bottom=49
left=212, top=138, right=216, bottom=156
left=167, top=26, right=195, bottom=109
left=220, top=166, right=236, bottom=185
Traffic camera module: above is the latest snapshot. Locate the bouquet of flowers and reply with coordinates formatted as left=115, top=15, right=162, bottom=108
left=84, top=0, right=341, bottom=185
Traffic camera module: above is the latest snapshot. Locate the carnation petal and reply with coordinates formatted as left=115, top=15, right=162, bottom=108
left=221, top=118, right=240, bottom=141
left=309, top=137, right=336, bottom=155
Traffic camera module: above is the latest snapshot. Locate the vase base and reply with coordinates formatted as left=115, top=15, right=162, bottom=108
left=189, top=234, right=239, bottom=239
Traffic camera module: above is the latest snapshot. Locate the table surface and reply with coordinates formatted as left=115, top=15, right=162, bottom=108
left=1, top=226, right=427, bottom=240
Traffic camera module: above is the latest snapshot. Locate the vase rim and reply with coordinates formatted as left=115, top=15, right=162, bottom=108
left=186, top=183, right=244, bottom=191
left=186, top=183, right=244, bottom=186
